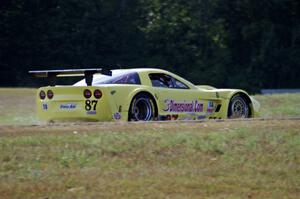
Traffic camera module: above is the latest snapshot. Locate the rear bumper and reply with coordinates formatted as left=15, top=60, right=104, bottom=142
left=37, top=99, right=114, bottom=121
left=36, top=86, right=130, bottom=122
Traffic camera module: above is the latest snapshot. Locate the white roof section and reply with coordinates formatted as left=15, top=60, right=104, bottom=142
left=73, top=68, right=196, bottom=88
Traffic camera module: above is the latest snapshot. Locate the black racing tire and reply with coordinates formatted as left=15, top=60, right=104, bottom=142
left=228, top=95, right=250, bottom=119
left=129, top=93, right=156, bottom=121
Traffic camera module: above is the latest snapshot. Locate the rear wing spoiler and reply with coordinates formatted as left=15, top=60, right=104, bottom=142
left=29, top=68, right=112, bottom=86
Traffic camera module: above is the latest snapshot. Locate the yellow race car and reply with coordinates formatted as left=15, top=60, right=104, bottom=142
left=29, top=68, right=260, bottom=122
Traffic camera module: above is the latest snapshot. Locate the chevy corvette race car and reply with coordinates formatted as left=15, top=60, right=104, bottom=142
left=29, top=68, right=260, bottom=122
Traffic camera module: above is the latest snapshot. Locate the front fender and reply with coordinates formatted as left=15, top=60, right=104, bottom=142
left=215, top=89, right=260, bottom=118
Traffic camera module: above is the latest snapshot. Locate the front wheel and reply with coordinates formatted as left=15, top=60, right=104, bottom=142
left=129, top=93, right=155, bottom=121
left=228, top=95, right=250, bottom=119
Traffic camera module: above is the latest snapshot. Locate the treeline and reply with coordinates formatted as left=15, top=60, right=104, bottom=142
left=0, top=0, right=299, bottom=92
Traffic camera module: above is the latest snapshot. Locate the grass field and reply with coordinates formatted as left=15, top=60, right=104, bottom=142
left=0, top=88, right=37, bottom=125
left=0, top=88, right=300, bottom=198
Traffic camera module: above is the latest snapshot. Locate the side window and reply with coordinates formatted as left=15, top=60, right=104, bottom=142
left=149, top=74, right=172, bottom=88
left=112, top=73, right=141, bottom=84
left=172, top=78, right=189, bottom=89
left=149, top=73, right=189, bottom=89
left=94, top=72, right=141, bottom=85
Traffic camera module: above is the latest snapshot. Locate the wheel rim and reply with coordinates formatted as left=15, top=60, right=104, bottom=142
left=132, top=98, right=153, bottom=121
left=231, top=97, right=249, bottom=118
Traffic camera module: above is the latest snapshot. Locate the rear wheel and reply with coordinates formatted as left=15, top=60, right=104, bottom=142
left=228, top=95, right=250, bottom=118
left=129, top=93, right=155, bottom=121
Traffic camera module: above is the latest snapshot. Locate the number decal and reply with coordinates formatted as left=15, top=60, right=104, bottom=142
left=92, top=100, right=98, bottom=110
left=85, top=100, right=98, bottom=111
left=85, top=100, right=91, bottom=111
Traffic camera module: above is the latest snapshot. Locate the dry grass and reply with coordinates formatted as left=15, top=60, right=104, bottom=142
left=0, top=120, right=300, bottom=198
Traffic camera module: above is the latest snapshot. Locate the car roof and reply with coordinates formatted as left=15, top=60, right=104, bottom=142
left=109, top=68, right=197, bottom=89
left=110, top=68, right=168, bottom=73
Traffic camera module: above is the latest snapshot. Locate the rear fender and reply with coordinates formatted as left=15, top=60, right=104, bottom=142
left=104, top=86, right=157, bottom=121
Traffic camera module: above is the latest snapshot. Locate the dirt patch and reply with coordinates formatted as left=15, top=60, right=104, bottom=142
left=1, top=117, right=299, bottom=136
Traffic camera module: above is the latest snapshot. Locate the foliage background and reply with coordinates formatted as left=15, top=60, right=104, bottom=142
left=0, top=0, right=299, bottom=92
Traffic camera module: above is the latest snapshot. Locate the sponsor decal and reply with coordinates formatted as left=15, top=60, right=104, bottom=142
left=171, top=114, right=179, bottom=120
left=113, top=112, right=121, bottom=120
left=87, top=110, right=97, bottom=115
left=158, top=114, right=179, bottom=121
left=197, top=115, right=206, bottom=120
left=179, top=117, right=194, bottom=121
left=60, top=103, right=77, bottom=110
left=42, top=103, right=48, bottom=110
left=207, top=101, right=214, bottom=113
left=163, top=99, right=203, bottom=113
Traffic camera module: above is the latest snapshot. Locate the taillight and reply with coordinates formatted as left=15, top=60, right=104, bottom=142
left=83, top=89, right=92, bottom=99
left=94, top=89, right=102, bottom=99
left=39, top=90, right=46, bottom=100
left=47, top=90, right=54, bottom=99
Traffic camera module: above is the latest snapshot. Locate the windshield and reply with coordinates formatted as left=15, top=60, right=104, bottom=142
left=74, top=71, right=141, bottom=86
